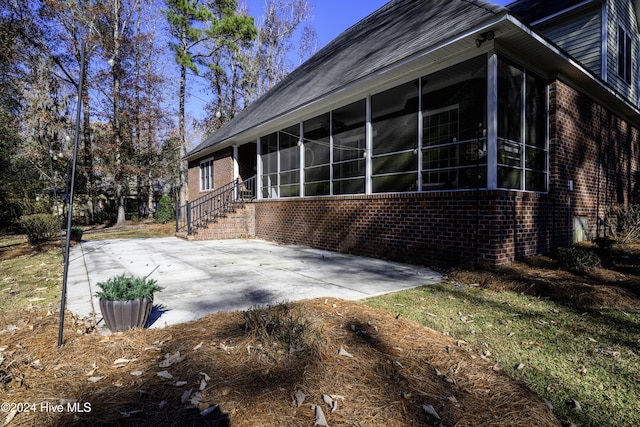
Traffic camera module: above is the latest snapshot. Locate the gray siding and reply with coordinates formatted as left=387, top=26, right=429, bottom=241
left=606, top=0, right=639, bottom=105
left=537, top=5, right=603, bottom=76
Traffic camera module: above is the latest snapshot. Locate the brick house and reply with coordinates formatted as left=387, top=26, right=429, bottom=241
left=182, top=0, right=640, bottom=267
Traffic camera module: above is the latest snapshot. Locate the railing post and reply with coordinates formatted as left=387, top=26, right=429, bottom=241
left=186, top=201, right=192, bottom=235
left=175, top=202, right=179, bottom=233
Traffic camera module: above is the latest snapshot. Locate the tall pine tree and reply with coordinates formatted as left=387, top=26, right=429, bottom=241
left=164, top=0, right=255, bottom=206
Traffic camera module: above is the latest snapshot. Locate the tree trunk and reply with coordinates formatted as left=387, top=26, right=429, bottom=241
left=178, top=57, right=187, bottom=208
left=113, top=0, right=126, bottom=226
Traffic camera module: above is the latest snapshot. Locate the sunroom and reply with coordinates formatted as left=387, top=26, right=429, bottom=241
left=256, top=54, right=548, bottom=199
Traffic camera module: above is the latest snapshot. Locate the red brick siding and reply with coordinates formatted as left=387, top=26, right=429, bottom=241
left=187, top=147, right=235, bottom=201
left=254, top=191, right=554, bottom=267
left=550, top=80, right=640, bottom=241
left=192, top=204, right=255, bottom=240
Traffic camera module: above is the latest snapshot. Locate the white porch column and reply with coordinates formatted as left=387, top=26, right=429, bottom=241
left=487, top=52, right=498, bottom=190
left=365, top=95, right=373, bottom=194
left=299, top=122, right=305, bottom=197
left=256, top=137, right=263, bottom=199
left=233, top=144, right=239, bottom=198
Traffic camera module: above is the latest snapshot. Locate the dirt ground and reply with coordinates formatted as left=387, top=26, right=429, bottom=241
left=3, top=233, right=638, bottom=426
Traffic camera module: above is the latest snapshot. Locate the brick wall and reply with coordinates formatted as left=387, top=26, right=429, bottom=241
left=550, top=80, right=640, bottom=241
left=254, top=191, right=555, bottom=267
left=187, top=147, right=235, bottom=202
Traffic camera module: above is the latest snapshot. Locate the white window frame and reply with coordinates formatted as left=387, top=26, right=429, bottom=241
left=617, top=24, right=633, bottom=85
left=200, top=158, right=214, bottom=191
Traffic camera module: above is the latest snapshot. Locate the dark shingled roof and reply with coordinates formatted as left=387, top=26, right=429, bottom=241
left=507, top=0, right=599, bottom=24
left=188, top=0, right=507, bottom=158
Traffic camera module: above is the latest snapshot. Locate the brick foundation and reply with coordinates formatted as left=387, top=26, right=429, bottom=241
left=254, top=191, right=559, bottom=267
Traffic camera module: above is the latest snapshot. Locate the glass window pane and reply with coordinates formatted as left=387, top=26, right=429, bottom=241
left=525, top=171, right=546, bottom=192
left=261, top=133, right=278, bottom=175
left=498, top=60, right=523, bottom=143
left=498, top=138, right=522, bottom=167
left=525, top=146, right=545, bottom=171
left=372, top=173, right=418, bottom=193
left=526, top=73, right=546, bottom=149
left=423, top=56, right=486, bottom=143
left=333, top=100, right=366, bottom=168
left=373, top=151, right=416, bottom=175
left=372, top=80, right=418, bottom=156
left=498, top=166, right=521, bottom=189
left=421, top=56, right=487, bottom=191
left=279, top=124, right=300, bottom=172
left=334, top=178, right=364, bottom=195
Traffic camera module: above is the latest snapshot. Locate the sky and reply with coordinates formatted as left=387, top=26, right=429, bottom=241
left=187, top=0, right=513, bottom=121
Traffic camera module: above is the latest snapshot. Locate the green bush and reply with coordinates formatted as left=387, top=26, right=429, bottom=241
left=95, top=274, right=163, bottom=301
left=155, top=195, right=174, bottom=224
left=19, top=214, right=59, bottom=244
left=555, top=247, right=601, bottom=271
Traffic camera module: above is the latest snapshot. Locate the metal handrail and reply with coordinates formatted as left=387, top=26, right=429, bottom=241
left=176, top=175, right=256, bottom=235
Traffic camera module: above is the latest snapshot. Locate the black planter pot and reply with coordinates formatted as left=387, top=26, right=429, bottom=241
left=99, top=297, right=153, bottom=332
left=70, top=230, right=83, bottom=242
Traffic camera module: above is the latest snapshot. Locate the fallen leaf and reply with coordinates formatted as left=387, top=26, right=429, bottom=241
left=314, top=404, right=329, bottom=426
left=159, top=351, right=184, bottom=368
left=544, top=399, right=554, bottom=411
left=130, top=371, right=144, bottom=376
left=175, top=381, right=188, bottom=386
left=572, top=399, right=582, bottom=411
left=516, top=363, right=525, bottom=370
left=87, top=376, right=104, bottom=383
left=193, top=342, right=204, bottom=351
left=199, top=372, right=210, bottom=381
left=157, top=371, right=173, bottom=379
left=338, top=346, right=353, bottom=358
left=422, top=403, right=440, bottom=420
left=199, top=379, right=207, bottom=391
left=200, top=404, right=220, bottom=417
left=189, top=392, right=203, bottom=407
left=1, top=408, right=17, bottom=427
left=294, top=390, right=306, bottom=407
left=181, top=389, right=193, bottom=404
left=219, top=343, right=235, bottom=352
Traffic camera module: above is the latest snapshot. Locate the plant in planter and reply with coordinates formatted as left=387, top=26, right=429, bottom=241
left=69, top=225, right=84, bottom=242
left=95, top=275, right=163, bottom=332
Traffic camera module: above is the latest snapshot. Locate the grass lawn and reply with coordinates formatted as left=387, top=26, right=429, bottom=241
left=365, top=281, right=640, bottom=427
left=0, top=222, right=174, bottom=312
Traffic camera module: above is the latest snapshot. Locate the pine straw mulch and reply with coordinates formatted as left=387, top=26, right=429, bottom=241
left=0, top=298, right=559, bottom=427
left=449, top=244, right=640, bottom=311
